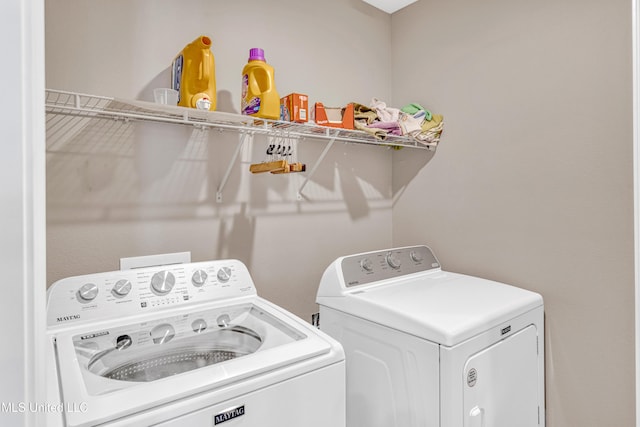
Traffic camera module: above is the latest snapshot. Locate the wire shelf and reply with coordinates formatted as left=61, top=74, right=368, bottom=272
left=45, top=89, right=434, bottom=151
left=45, top=89, right=436, bottom=201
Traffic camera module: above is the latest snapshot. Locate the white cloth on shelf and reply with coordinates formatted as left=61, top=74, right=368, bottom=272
left=370, top=98, right=402, bottom=123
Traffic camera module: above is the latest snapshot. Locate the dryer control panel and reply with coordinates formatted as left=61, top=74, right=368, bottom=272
left=46, top=259, right=256, bottom=329
left=341, top=245, right=440, bottom=288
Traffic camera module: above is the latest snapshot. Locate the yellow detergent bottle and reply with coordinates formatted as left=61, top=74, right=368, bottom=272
left=172, top=36, right=217, bottom=110
left=241, top=48, right=279, bottom=119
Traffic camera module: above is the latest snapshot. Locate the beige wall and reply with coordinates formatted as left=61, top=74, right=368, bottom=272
left=391, top=0, right=635, bottom=426
left=45, top=0, right=395, bottom=321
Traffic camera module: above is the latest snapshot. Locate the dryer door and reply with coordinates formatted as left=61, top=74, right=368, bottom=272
left=463, top=325, right=540, bottom=427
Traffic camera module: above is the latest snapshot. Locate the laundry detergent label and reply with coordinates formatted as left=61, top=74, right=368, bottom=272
left=241, top=74, right=248, bottom=99
left=214, top=405, right=245, bottom=425
left=242, top=96, right=261, bottom=115
left=241, top=73, right=262, bottom=115
left=172, top=54, right=183, bottom=103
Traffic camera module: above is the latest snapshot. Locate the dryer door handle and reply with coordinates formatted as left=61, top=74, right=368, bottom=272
left=469, top=406, right=485, bottom=427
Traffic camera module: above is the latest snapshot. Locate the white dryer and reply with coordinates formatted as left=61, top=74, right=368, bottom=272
left=316, top=245, right=544, bottom=427
left=46, top=255, right=345, bottom=427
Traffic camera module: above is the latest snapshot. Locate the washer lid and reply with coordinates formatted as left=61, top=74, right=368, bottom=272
left=318, top=270, right=543, bottom=346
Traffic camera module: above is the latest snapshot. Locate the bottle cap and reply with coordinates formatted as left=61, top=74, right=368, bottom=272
left=248, top=48, right=266, bottom=62
left=196, top=97, right=211, bottom=111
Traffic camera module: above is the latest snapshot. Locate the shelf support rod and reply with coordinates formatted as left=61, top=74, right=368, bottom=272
left=216, top=131, right=251, bottom=203
left=297, top=132, right=338, bottom=200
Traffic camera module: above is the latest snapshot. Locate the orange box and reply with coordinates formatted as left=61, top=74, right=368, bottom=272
left=280, top=93, right=308, bottom=123
left=314, top=102, right=354, bottom=129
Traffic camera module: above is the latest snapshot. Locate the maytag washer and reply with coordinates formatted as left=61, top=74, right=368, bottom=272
left=46, top=254, right=345, bottom=427
left=316, top=245, right=544, bottom=427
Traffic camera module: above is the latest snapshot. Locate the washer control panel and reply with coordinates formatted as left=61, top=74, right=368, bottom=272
left=46, top=259, right=256, bottom=328
left=341, top=245, right=440, bottom=288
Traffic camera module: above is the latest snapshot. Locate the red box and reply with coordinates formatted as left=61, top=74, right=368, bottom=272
left=314, top=102, right=354, bottom=129
left=280, top=93, right=308, bottom=123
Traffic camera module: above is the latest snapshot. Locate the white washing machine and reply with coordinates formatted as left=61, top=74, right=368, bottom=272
left=316, top=245, right=544, bottom=427
left=46, top=254, right=345, bottom=427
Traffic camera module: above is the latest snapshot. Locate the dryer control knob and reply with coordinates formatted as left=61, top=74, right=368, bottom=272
left=77, top=283, right=99, bottom=302
left=360, top=258, right=374, bottom=272
left=410, top=250, right=424, bottom=263
left=150, top=323, right=175, bottom=344
left=150, top=271, right=176, bottom=295
left=112, top=279, right=132, bottom=297
left=217, top=266, right=232, bottom=283
left=386, top=252, right=402, bottom=269
left=191, top=270, right=208, bottom=287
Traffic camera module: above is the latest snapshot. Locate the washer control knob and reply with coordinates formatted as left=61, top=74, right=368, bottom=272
left=116, top=335, right=132, bottom=350
left=217, top=314, right=231, bottom=327
left=360, top=258, right=374, bottom=272
left=112, top=279, right=132, bottom=297
left=150, top=271, right=175, bottom=295
left=386, top=252, right=402, bottom=269
left=217, top=266, right=232, bottom=283
left=410, top=250, right=424, bottom=263
left=150, top=323, right=175, bottom=344
left=77, top=283, right=99, bottom=302
left=191, top=269, right=208, bottom=287
left=192, top=319, right=208, bottom=333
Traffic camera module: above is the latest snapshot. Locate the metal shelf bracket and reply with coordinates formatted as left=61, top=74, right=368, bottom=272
left=297, top=130, right=338, bottom=201
left=216, top=131, right=251, bottom=203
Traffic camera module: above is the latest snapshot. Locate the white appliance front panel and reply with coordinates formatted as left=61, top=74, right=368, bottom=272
left=463, top=325, right=540, bottom=427
left=440, top=306, right=545, bottom=426
left=319, top=306, right=439, bottom=427
left=152, top=362, right=344, bottom=427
